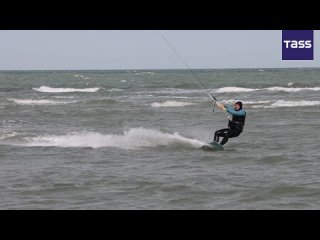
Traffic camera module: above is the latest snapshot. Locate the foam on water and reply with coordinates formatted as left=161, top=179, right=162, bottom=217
left=8, top=99, right=73, bottom=105
left=0, top=132, right=18, bottom=140
left=265, top=100, right=320, bottom=108
left=221, top=99, right=272, bottom=105
left=214, top=86, right=320, bottom=93
left=33, top=86, right=100, bottom=93
left=265, top=87, right=320, bottom=92
left=107, top=88, right=124, bottom=92
left=215, top=87, right=260, bottom=93
left=17, top=128, right=206, bottom=149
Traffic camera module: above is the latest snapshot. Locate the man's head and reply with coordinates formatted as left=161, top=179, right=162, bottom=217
left=235, top=101, right=243, bottom=111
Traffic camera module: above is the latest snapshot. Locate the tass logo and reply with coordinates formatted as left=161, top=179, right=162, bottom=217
left=282, top=30, right=313, bottom=60
left=283, top=40, right=312, bottom=49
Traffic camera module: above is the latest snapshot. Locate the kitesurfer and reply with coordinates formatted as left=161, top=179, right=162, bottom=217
left=214, top=101, right=246, bottom=146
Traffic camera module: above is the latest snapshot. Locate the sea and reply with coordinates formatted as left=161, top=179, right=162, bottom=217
left=0, top=68, right=319, bottom=209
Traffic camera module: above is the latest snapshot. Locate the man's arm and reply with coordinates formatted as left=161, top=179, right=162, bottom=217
left=216, top=102, right=227, bottom=111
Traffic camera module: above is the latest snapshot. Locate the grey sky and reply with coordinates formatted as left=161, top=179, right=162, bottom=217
left=0, top=30, right=319, bottom=70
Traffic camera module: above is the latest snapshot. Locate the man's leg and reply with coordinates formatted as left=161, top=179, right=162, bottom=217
left=214, top=130, right=219, bottom=142
left=220, top=134, right=229, bottom=145
left=214, top=128, right=229, bottom=143
left=220, top=128, right=242, bottom=145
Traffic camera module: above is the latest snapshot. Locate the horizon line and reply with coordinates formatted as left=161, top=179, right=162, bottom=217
left=0, top=67, right=319, bottom=71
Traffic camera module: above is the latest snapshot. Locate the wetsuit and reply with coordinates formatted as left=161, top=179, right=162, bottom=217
left=214, top=105, right=246, bottom=145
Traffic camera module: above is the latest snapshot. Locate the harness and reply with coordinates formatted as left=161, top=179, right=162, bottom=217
left=228, top=114, right=246, bottom=131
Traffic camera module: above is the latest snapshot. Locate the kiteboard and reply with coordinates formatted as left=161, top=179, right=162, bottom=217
left=201, top=141, right=224, bottom=151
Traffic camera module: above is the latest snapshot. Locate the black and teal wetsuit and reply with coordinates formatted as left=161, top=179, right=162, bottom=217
left=214, top=105, right=246, bottom=145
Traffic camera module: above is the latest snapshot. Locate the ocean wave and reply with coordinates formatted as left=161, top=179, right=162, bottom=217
left=74, top=74, right=85, bottom=78
left=256, top=100, right=320, bottom=108
left=168, top=96, right=194, bottom=99
left=265, top=87, right=320, bottom=92
left=134, top=72, right=155, bottom=76
left=215, top=87, right=260, bottom=93
left=107, top=88, right=124, bottom=92
left=8, top=99, right=74, bottom=105
left=242, top=100, right=272, bottom=104
left=221, top=99, right=272, bottom=105
left=18, top=128, right=206, bottom=149
left=220, top=99, right=320, bottom=108
left=53, top=96, right=76, bottom=99
left=137, top=86, right=320, bottom=96
left=0, top=132, right=18, bottom=140
left=287, top=82, right=312, bottom=88
left=74, top=74, right=90, bottom=80
left=151, top=101, right=196, bottom=108
left=33, top=86, right=100, bottom=93
left=212, top=86, right=320, bottom=94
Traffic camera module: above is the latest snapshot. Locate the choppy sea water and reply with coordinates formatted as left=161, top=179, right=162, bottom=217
left=0, top=68, right=319, bottom=209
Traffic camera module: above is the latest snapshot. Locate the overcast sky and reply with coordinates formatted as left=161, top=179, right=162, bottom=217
left=0, top=30, right=319, bottom=70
